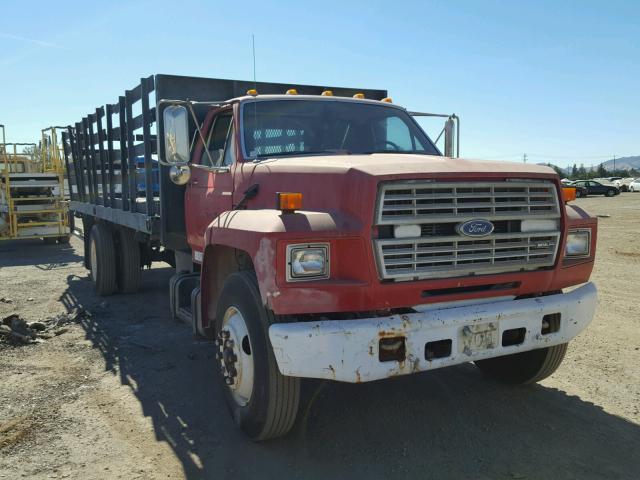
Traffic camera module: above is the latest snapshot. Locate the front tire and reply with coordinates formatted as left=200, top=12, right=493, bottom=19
left=214, top=271, right=300, bottom=441
left=475, top=343, right=568, bottom=384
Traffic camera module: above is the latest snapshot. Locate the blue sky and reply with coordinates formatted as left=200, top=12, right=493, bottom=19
left=1, top=0, right=637, bottom=168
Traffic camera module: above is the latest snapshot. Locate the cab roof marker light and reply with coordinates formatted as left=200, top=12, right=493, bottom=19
left=381, top=97, right=393, bottom=103
left=286, top=89, right=298, bottom=95
left=321, top=90, right=333, bottom=96
left=246, top=89, right=258, bottom=96
left=353, top=93, right=365, bottom=99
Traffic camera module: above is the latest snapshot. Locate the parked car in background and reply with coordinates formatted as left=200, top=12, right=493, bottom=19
left=616, top=178, right=635, bottom=192
left=629, top=179, right=640, bottom=192
left=570, top=180, right=620, bottom=197
left=561, top=180, right=587, bottom=198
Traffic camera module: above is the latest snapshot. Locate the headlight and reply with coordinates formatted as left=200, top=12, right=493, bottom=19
left=565, top=230, right=590, bottom=257
left=287, top=244, right=330, bottom=281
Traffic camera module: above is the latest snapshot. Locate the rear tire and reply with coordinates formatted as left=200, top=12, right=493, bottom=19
left=214, top=270, right=300, bottom=441
left=115, top=227, right=142, bottom=294
left=89, top=223, right=117, bottom=296
left=43, top=237, right=57, bottom=244
left=605, top=189, right=615, bottom=197
left=58, top=235, right=71, bottom=244
left=82, top=217, right=94, bottom=270
left=475, top=343, right=568, bottom=384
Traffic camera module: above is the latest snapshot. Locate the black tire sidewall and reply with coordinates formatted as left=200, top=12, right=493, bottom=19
left=115, top=227, right=142, bottom=293
left=89, top=223, right=116, bottom=295
left=214, top=271, right=278, bottom=439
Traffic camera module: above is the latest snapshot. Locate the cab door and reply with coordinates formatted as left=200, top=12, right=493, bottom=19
left=184, top=108, right=235, bottom=258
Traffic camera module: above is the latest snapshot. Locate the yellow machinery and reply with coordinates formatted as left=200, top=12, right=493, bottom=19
left=0, top=126, right=70, bottom=242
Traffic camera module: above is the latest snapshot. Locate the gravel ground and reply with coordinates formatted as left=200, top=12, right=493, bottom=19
left=0, top=193, right=639, bottom=480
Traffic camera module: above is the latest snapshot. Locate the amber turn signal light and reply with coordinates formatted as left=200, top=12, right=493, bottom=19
left=561, top=187, right=577, bottom=203
left=277, top=192, right=303, bottom=213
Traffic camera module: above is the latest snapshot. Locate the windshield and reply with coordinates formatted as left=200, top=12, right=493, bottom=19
left=241, top=99, right=439, bottom=159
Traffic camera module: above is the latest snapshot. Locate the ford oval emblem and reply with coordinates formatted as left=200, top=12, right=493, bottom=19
left=456, top=219, right=495, bottom=237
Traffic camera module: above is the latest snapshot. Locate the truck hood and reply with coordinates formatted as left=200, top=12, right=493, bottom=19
left=249, top=153, right=557, bottom=178
left=240, top=154, right=559, bottom=226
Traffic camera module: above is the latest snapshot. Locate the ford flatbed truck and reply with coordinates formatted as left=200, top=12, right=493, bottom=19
left=61, top=74, right=597, bottom=440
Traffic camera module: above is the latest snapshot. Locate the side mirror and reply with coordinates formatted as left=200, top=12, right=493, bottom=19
left=163, top=105, right=189, bottom=164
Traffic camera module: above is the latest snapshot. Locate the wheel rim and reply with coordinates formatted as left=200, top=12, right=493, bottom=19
left=216, top=306, right=254, bottom=407
left=90, top=237, right=98, bottom=282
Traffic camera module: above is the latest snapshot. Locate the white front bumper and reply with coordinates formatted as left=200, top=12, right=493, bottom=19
left=268, top=282, right=597, bottom=383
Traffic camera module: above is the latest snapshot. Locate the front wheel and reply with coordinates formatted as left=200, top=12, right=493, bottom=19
left=475, top=343, right=568, bottom=384
left=214, top=271, right=300, bottom=441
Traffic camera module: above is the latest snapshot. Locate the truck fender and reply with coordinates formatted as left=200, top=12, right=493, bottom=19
left=200, top=209, right=362, bottom=329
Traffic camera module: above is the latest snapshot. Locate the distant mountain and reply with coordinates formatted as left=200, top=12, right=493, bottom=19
left=554, top=156, right=640, bottom=174
left=600, top=156, right=640, bottom=171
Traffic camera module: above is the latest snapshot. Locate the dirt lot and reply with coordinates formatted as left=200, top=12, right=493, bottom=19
left=1, top=193, right=639, bottom=480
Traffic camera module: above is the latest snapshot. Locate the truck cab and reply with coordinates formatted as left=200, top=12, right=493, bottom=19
left=162, top=91, right=597, bottom=439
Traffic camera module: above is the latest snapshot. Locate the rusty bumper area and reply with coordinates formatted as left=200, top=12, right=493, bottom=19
left=268, top=282, right=597, bottom=383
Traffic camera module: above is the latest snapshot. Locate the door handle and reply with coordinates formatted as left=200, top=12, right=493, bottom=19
left=192, top=179, right=199, bottom=185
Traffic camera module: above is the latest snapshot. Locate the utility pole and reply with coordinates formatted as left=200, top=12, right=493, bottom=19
left=523, top=153, right=527, bottom=164
left=613, top=155, right=616, bottom=174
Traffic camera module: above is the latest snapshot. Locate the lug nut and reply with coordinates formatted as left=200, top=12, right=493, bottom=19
left=223, top=350, right=238, bottom=364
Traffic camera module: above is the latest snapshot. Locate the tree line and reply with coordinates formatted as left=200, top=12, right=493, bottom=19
left=544, top=163, right=639, bottom=180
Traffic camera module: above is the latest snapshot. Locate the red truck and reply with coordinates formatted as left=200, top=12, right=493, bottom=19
left=62, top=74, right=598, bottom=441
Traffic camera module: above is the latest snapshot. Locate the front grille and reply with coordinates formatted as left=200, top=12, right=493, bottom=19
left=374, top=181, right=561, bottom=281
left=377, top=182, right=560, bottom=225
